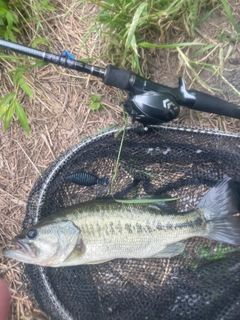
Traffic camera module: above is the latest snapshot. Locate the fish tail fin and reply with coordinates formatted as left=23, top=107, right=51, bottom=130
left=196, top=176, right=240, bottom=245
left=98, top=176, right=108, bottom=186
left=207, top=217, right=240, bottom=245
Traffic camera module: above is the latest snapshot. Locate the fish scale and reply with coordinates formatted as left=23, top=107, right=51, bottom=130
left=60, top=201, right=207, bottom=265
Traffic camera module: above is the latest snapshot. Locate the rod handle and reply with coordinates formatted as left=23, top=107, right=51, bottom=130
left=103, top=65, right=131, bottom=90
left=191, top=91, right=240, bottom=119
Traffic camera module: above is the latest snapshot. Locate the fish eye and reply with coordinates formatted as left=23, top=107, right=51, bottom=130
left=27, top=229, right=37, bottom=239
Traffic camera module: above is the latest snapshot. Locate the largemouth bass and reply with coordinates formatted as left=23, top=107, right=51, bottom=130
left=3, top=177, right=240, bottom=267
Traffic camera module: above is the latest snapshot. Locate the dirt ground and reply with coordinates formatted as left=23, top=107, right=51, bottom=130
left=0, top=0, right=239, bottom=319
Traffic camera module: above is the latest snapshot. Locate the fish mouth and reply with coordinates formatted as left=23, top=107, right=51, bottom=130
left=10, top=237, right=36, bottom=259
left=2, top=238, right=36, bottom=264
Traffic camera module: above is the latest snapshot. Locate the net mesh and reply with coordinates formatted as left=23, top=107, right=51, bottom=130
left=22, top=124, right=240, bottom=320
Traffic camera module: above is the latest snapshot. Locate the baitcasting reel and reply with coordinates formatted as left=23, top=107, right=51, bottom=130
left=0, top=39, right=240, bottom=127
left=123, top=91, right=179, bottom=126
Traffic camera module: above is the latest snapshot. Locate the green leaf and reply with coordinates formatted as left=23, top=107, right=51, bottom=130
left=4, top=100, right=15, bottom=132
left=94, top=124, right=118, bottom=135
left=90, top=102, right=101, bottom=111
left=0, top=53, right=26, bottom=61
left=130, top=34, right=138, bottom=56
left=11, top=26, right=21, bottom=33
left=90, top=94, right=101, bottom=102
left=6, top=11, right=13, bottom=28
left=10, top=10, right=19, bottom=24
left=31, top=61, right=48, bottom=68
left=138, top=42, right=205, bottom=49
left=40, top=0, right=55, bottom=11
left=114, top=198, right=179, bottom=204
left=0, top=1, right=8, bottom=9
left=31, top=37, right=51, bottom=48
left=45, top=5, right=55, bottom=11
left=220, top=0, right=239, bottom=33
left=13, top=67, right=26, bottom=84
left=0, top=92, right=15, bottom=107
left=196, top=6, right=219, bottom=26
left=190, top=44, right=216, bottom=58
left=130, top=52, right=141, bottom=74
left=125, top=2, right=147, bottom=53
left=15, top=100, right=30, bottom=135
left=0, top=8, right=7, bottom=16
left=0, top=92, right=15, bottom=120
left=0, top=104, right=8, bottom=121
left=18, top=78, right=34, bottom=98
left=7, top=29, right=16, bottom=42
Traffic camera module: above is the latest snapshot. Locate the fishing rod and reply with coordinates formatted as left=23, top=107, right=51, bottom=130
left=0, top=39, right=240, bottom=127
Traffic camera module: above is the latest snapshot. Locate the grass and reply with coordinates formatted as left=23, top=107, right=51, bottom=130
left=64, top=0, right=214, bottom=73
left=90, top=0, right=210, bottom=74
left=76, top=0, right=240, bottom=97
left=177, top=46, right=240, bottom=95
left=0, top=0, right=55, bottom=134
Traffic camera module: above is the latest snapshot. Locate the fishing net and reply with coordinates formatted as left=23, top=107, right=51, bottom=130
left=22, top=124, right=240, bottom=320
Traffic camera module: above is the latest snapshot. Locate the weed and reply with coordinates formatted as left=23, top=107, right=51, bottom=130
left=81, top=0, right=221, bottom=74
left=0, top=0, right=20, bottom=41
left=0, top=0, right=55, bottom=134
left=115, top=197, right=179, bottom=204
left=82, top=0, right=239, bottom=97
left=220, top=0, right=240, bottom=34
left=0, top=59, right=47, bottom=134
left=0, top=0, right=54, bottom=41
left=177, top=46, right=240, bottom=95
left=90, top=94, right=102, bottom=110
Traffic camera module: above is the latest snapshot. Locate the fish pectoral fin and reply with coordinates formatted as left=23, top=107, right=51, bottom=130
left=75, top=236, right=86, bottom=252
left=55, top=220, right=85, bottom=263
left=62, top=236, right=86, bottom=264
left=151, top=242, right=186, bottom=258
left=63, top=247, right=85, bottom=264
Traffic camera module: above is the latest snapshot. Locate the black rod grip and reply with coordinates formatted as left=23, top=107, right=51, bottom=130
left=191, top=91, right=240, bottom=119
left=103, top=65, right=131, bottom=90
